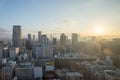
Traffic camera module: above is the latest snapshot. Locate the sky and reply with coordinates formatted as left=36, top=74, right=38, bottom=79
left=0, top=0, right=120, bottom=38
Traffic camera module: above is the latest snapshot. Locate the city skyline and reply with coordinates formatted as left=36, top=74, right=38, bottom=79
left=0, top=0, right=120, bottom=78
left=0, top=0, right=120, bottom=38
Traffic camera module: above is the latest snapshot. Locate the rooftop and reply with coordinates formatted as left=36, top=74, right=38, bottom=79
left=66, top=72, right=83, bottom=77
left=104, top=70, right=120, bottom=77
left=15, top=62, right=33, bottom=68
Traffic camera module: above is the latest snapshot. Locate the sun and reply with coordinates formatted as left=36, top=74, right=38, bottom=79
left=95, top=27, right=104, bottom=34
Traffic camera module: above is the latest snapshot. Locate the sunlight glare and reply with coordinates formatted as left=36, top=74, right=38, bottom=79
left=95, top=27, right=104, bottom=34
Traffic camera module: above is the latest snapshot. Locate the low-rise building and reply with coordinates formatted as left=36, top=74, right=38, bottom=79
left=34, top=67, right=43, bottom=79
left=66, top=72, right=83, bottom=80
left=15, top=62, right=34, bottom=80
left=1, top=61, right=16, bottom=80
left=104, top=70, right=120, bottom=80
left=1, top=66, right=14, bottom=80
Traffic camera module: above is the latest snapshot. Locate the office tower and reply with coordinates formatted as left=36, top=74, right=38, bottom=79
left=41, top=35, right=48, bottom=46
left=3, top=43, right=9, bottom=58
left=72, top=33, right=78, bottom=47
left=28, top=33, right=32, bottom=41
left=35, top=46, right=53, bottom=59
left=22, top=38, right=26, bottom=49
left=38, top=31, right=41, bottom=42
left=60, top=33, right=67, bottom=46
left=12, top=25, right=22, bottom=47
left=0, top=41, right=3, bottom=67
left=9, top=47, right=19, bottom=58
left=35, top=35, right=53, bottom=59
left=53, top=38, right=57, bottom=46
left=26, top=33, right=33, bottom=50
left=33, top=34, right=35, bottom=41
left=38, top=31, right=42, bottom=46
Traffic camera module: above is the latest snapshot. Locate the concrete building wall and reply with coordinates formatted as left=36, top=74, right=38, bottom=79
left=15, top=63, right=34, bottom=80
left=36, top=46, right=53, bottom=59
left=72, top=33, right=78, bottom=47
left=0, top=42, right=3, bottom=67
left=9, top=47, right=19, bottom=58
left=34, top=67, right=43, bottom=79
left=15, top=67, right=33, bottom=80
left=1, top=66, right=13, bottom=80
left=104, top=70, right=120, bottom=80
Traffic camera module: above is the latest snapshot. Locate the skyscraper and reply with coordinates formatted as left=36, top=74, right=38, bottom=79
left=60, top=33, right=66, bottom=46
left=38, top=31, right=42, bottom=46
left=72, top=33, right=78, bottom=47
left=41, top=35, right=48, bottom=47
left=28, top=33, right=32, bottom=41
left=0, top=41, right=3, bottom=67
left=53, top=38, right=57, bottom=46
left=12, top=25, right=22, bottom=47
left=35, top=35, right=53, bottom=59
left=38, top=31, right=41, bottom=42
left=33, top=34, right=35, bottom=41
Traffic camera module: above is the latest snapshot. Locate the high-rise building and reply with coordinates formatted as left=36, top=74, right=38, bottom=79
left=38, top=31, right=42, bottom=46
left=33, top=34, right=35, bottom=41
left=60, top=33, right=67, bottom=46
left=41, top=35, right=48, bottom=47
left=9, top=47, right=19, bottom=58
left=12, top=25, right=22, bottom=47
left=35, top=46, right=53, bottom=59
left=53, top=38, right=57, bottom=46
left=0, top=41, right=3, bottom=67
left=3, top=43, right=9, bottom=58
left=28, top=33, right=32, bottom=41
left=72, top=33, right=78, bottom=47
left=38, top=31, right=41, bottom=42
left=35, top=35, right=53, bottom=58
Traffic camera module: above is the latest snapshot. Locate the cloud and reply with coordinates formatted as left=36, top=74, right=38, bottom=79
left=0, top=27, right=10, bottom=32
left=61, top=19, right=80, bottom=33
left=63, top=19, right=78, bottom=27
left=0, top=27, right=11, bottom=38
